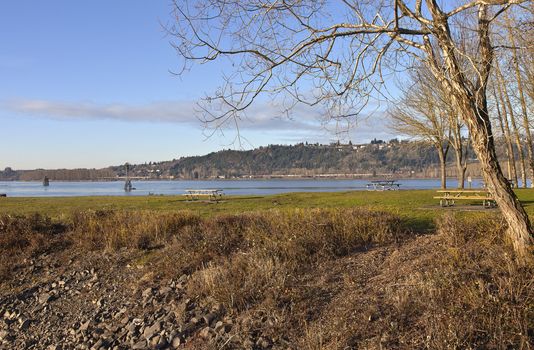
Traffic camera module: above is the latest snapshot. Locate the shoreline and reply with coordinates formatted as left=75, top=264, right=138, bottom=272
left=0, top=176, right=484, bottom=183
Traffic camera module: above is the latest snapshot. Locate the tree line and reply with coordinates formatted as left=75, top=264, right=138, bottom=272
left=389, top=10, right=533, bottom=193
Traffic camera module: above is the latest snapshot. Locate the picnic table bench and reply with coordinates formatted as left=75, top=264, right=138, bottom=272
left=185, top=189, right=224, bottom=202
left=434, top=189, right=496, bottom=208
left=366, top=180, right=401, bottom=191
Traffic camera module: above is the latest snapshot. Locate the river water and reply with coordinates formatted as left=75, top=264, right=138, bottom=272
left=0, top=178, right=488, bottom=197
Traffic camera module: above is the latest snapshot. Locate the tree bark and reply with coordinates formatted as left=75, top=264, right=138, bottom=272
left=497, top=64, right=527, bottom=188
left=425, top=3, right=532, bottom=260
left=454, top=149, right=467, bottom=189
left=507, top=15, right=534, bottom=187
left=493, top=83, right=517, bottom=185
left=460, top=99, right=533, bottom=260
left=436, top=144, right=449, bottom=189
left=450, top=120, right=467, bottom=189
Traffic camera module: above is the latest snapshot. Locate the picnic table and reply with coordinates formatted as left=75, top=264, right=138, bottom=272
left=366, top=180, right=401, bottom=191
left=185, top=189, right=224, bottom=202
left=434, top=189, right=496, bottom=208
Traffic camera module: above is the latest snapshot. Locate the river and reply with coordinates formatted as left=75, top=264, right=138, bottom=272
left=0, top=178, right=490, bottom=197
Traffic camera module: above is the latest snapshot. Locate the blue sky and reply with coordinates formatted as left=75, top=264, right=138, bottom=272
left=0, top=1, right=395, bottom=170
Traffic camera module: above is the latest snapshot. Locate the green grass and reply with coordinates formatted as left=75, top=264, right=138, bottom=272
left=2, top=189, right=534, bottom=232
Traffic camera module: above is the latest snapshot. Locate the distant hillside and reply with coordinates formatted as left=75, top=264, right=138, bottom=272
left=164, top=141, right=445, bottom=179
left=125, top=140, right=481, bottom=180
left=1, top=140, right=487, bottom=181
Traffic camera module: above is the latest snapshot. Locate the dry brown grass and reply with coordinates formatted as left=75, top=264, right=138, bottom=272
left=70, top=209, right=202, bottom=251
left=1, top=209, right=532, bottom=348
left=0, top=214, right=68, bottom=281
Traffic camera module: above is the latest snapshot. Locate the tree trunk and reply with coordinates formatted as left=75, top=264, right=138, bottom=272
left=464, top=102, right=532, bottom=260
left=497, top=64, right=527, bottom=188
left=508, top=16, right=534, bottom=187
left=436, top=145, right=448, bottom=189
left=450, top=120, right=467, bottom=189
left=493, top=83, right=518, bottom=185
left=454, top=150, right=467, bottom=189
left=424, top=5, right=532, bottom=261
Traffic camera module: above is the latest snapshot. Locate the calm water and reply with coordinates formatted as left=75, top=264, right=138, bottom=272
left=0, top=179, right=488, bottom=197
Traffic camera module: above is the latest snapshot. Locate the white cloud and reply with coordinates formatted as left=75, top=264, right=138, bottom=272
left=2, top=98, right=397, bottom=142
left=4, top=99, right=197, bottom=123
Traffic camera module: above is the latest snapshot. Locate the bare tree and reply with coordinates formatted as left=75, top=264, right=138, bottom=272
left=388, top=70, right=450, bottom=189
left=170, top=0, right=533, bottom=259
left=505, top=12, right=534, bottom=186
left=496, top=61, right=528, bottom=187
left=449, top=115, right=469, bottom=189
left=491, top=82, right=518, bottom=184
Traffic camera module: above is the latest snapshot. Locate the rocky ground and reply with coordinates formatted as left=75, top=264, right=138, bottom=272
left=0, top=239, right=402, bottom=350
left=0, top=249, right=250, bottom=350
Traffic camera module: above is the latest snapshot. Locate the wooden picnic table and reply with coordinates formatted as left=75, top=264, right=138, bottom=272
left=366, top=180, right=401, bottom=191
left=185, top=189, right=224, bottom=202
left=434, top=189, right=496, bottom=208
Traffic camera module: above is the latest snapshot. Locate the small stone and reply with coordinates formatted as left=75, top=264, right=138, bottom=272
left=92, top=339, right=103, bottom=349
left=199, top=327, right=211, bottom=338
left=19, top=318, right=31, bottom=330
left=120, top=316, right=130, bottom=325
left=126, top=322, right=138, bottom=334
left=202, top=312, right=218, bottom=326
left=150, top=335, right=161, bottom=348
left=80, top=320, right=91, bottom=332
left=143, top=321, right=161, bottom=339
left=170, top=336, right=181, bottom=348
left=257, top=337, right=271, bottom=349
left=132, top=340, right=146, bottom=349
left=159, top=287, right=172, bottom=295
left=142, top=288, right=153, bottom=298
left=39, top=293, right=52, bottom=304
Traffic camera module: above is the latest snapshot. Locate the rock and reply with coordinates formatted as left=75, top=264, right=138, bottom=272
left=150, top=335, right=168, bottom=349
left=126, top=322, right=139, bottom=335
left=39, top=293, right=52, bottom=304
left=79, top=320, right=91, bottom=332
left=159, top=287, right=172, bottom=295
left=143, top=321, right=161, bottom=339
left=19, top=318, right=31, bottom=330
left=170, top=336, right=181, bottom=348
left=120, top=316, right=130, bottom=325
left=199, top=326, right=211, bottom=339
left=92, top=339, right=104, bottom=349
left=132, top=340, right=147, bottom=349
left=92, top=327, right=104, bottom=336
left=202, top=312, right=218, bottom=326
left=257, top=337, right=271, bottom=349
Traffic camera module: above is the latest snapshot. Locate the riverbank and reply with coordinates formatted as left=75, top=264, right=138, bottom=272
left=3, top=189, right=534, bottom=229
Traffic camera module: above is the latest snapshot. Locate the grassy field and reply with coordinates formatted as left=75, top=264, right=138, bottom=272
left=2, top=189, right=534, bottom=231
left=1, top=189, right=532, bottom=348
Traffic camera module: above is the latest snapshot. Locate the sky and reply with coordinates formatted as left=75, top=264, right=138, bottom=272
left=0, top=1, right=396, bottom=170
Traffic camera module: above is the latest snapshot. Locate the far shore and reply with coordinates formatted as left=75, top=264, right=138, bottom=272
left=0, top=176, right=483, bottom=182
